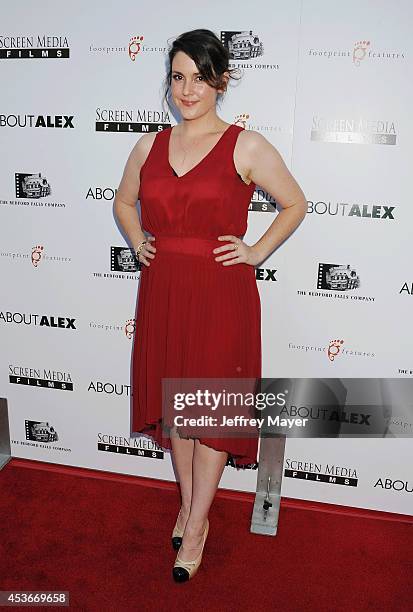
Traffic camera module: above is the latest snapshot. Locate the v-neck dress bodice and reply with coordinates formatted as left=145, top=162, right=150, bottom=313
left=138, top=123, right=255, bottom=239
left=131, top=123, right=262, bottom=469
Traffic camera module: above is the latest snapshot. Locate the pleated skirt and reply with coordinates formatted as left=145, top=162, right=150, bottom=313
left=130, top=236, right=262, bottom=468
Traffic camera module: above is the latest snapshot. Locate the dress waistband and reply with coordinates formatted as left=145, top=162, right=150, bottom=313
left=152, top=235, right=232, bottom=258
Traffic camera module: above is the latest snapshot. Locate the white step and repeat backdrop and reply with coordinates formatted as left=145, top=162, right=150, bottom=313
left=1, top=0, right=412, bottom=515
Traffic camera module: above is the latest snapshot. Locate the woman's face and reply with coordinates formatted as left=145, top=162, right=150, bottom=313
left=170, top=51, right=225, bottom=119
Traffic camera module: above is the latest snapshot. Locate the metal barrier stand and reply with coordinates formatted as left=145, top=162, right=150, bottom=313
left=250, top=434, right=286, bottom=536
left=0, top=398, right=11, bottom=471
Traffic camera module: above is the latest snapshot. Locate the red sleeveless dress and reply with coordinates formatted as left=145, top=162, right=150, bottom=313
left=130, top=123, right=261, bottom=468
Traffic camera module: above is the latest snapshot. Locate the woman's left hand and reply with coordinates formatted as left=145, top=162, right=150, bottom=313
left=213, top=235, right=263, bottom=267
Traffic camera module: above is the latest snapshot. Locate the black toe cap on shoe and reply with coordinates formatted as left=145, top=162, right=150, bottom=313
left=172, top=537, right=182, bottom=550
left=173, top=567, right=190, bottom=582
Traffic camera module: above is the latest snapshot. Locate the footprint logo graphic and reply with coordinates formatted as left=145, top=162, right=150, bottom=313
left=129, top=36, right=144, bottom=61
left=234, top=113, right=250, bottom=129
left=353, top=40, right=370, bottom=66
left=327, top=339, right=344, bottom=362
left=31, top=245, right=44, bottom=267
left=125, top=318, right=136, bottom=338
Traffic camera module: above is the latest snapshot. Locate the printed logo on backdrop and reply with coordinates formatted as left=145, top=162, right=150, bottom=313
left=89, top=34, right=167, bottom=60
left=398, top=367, right=413, bottom=376
left=0, top=115, right=74, bottom=129
left=288, top=338, right=376, bottom=362
left=284, top=458, right=358, bottom=486
left=307, top=199, right=396, bottom=220
left=88, top=380, right=130, bottom=396
left=9, top=364, right=73, bottom=391
left=111, top=246, right=141, bottom=273
left=0, top=171, right=65, bottom=211
left=234, top=111, right=287, bottom=140
left=15, top=172, right=51, bottom=198
left=0, top=312, right=76, bottom=329
left=221, top=30, right=275, bottom=69
left=91, top=247, right=141, bottom=282
left=226, top=456, right=258, bottom=470
left=250, top=184, right=277, bottom=214
left=26, top=420, right=58, bottom=442
left=95, top=108, right=170, bottom=133
left=0, top=244, right=71, bottom=267
left=318, top=263, right=359, bottom=291
left=255, top=267, right=277, bottom=283
left=234, top=113, right=250, bottom=129
left=296, top=262, right=375, bottom=303
left=88, top=317, right=135, bottom=339
left=400, top=281, right=413, bottom=296
left=98, top=432, right=164, bottom=460
left=0, top=35, right=69, bottom=59
left=308, top=39, right=405, bottom=67
left=128, top=36, right=145, bottom=61
left=310, top=116, right=397, bottom=145
left=11, top=420, right=71, bottom=455
left=86, top=186, right=118, bottom=202
left=374, top=477, right=412, bottom=494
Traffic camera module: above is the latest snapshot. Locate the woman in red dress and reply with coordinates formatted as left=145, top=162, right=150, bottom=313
left=115, top=29, right=307, bottom=582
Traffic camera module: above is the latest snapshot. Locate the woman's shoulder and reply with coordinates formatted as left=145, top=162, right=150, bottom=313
left=235, top=126, right=268, bottom=144
left=137, top=128, right=167, bottom=148
left=131, top=129, right=168, bottom=165
left=234, top=126, right=269, bottom=151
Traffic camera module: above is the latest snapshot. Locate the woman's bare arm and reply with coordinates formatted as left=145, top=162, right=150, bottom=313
left=243, top=131, right=308, bottom=262
left=113, top=132, right=157, bottom=251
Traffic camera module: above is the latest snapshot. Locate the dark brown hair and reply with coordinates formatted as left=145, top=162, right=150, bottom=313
left=162, top=28, right=241, bottom=114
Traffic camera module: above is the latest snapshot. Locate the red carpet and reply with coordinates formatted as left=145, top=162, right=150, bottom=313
left=0, top=459, right=412, bottom=612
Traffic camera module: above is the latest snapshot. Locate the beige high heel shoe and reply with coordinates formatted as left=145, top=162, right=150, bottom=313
left=172, top=519, right=209, bottom=582
left=171, top=508, right=186, bottom=550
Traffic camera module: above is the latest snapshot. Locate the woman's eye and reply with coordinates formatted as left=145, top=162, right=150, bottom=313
left=172, top=74, right=204, bottom=82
